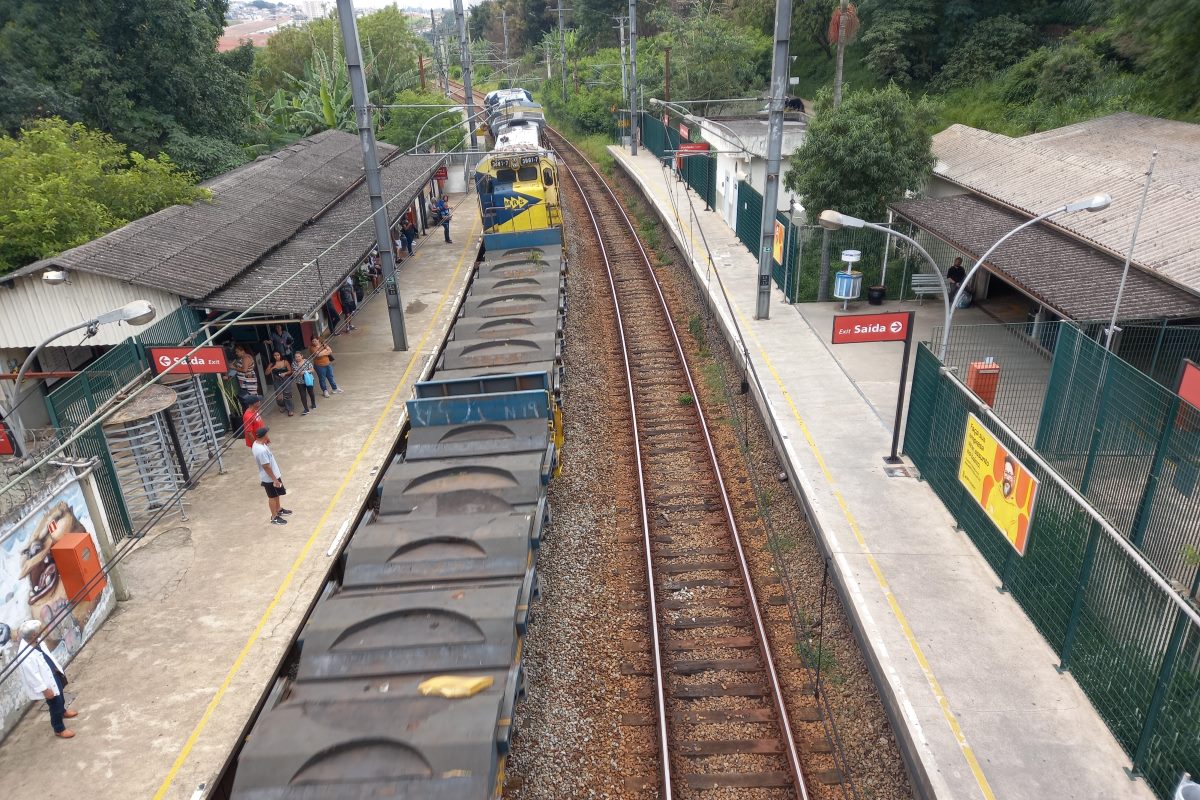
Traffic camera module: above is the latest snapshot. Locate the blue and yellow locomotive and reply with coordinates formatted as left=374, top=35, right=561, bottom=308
left=474, top=88, right=562, bottom=249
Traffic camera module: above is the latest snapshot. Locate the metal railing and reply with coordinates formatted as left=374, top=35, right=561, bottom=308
left=905, top=340, right=1200, bottom=799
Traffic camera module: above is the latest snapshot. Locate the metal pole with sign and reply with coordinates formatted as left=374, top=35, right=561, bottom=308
left=830, top=310, right=914, bottom=463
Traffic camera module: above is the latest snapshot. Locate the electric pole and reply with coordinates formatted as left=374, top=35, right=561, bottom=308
left=628, top=0, right=637, bottom=156
left=453, top=0, right=478, bottom=150
left=755, top=0, right=793, bottom=319
left=615, top=15, right=628, bottom=137
left=501, top=9, right=510, bottom=63
left=663, top=44, right=671, bottom=103
left=557, top=1, right=567, bottom=97
left=335, top=0, right=407, bottom=350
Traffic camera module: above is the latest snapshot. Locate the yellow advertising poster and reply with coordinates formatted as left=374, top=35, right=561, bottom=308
left=958, top=413, right=1039, bottom=555
left=772, top=220, right=785, bottom=265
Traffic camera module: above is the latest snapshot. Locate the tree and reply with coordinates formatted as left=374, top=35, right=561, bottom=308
left=784, top=84, right=935, bottom=222
left=0, top=118, right=207, bottom=274
left=378, top=90, right=464, bottom=152
left=0, top=0, right=252, bottom=177
left=933, top=15, right=1038, bottom=90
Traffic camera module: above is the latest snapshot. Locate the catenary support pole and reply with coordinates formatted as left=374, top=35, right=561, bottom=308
left=628, top=0, right=638, bottom=156
left=335, top=0, right=406, bottom=351
left=501, top=9, right=509, bottom=62
left=755, top=0, right=792, bottom=319
left=452, top=0, right=477, bottom=150
left=557, top=0, right=567, bottom=96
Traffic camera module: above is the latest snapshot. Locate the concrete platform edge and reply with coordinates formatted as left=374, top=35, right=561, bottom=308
left=611, top=149, right=940, bottom=800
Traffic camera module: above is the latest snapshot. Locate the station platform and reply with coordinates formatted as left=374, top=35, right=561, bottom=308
left=610, top=145, right=1155, bottom=800
left=0, top=197, right=482, bottom=799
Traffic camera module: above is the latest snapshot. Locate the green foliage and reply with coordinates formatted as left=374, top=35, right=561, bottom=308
left=0, top=118, right=207, bottom=273
left=378, top=90, right=464, bottom=152
left=0, top=0, right=250, bottom=169
left=933, top=15, right=1038, bottom=90
left=785, top=84, right=935, bottom=222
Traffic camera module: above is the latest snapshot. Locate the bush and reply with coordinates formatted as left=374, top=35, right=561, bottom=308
left=934, top=15, right=1038, bottom=90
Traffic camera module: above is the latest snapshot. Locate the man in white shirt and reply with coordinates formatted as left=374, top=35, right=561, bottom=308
left=16, top=619, right=77, bottom=739
left=252, top=426, right=291, bottom=526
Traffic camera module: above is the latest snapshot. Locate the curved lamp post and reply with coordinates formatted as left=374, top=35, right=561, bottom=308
left=942, top=193, right=1111, bottom=358
left=818, top=208, right=952, bottom=344
left=15, top=300, right=157, bottom=397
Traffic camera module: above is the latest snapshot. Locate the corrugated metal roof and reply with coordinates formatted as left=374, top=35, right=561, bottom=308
left=890, top=194, right=1200, bottom=322
left=15, top=131, right=386, bottom=299
left=932, top=114, right=1200, bottom=296
left=0, top=271, right=183, bottom=348
left=199, top=154, right=445, bottom=316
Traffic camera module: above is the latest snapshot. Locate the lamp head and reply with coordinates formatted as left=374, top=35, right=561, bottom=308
left=1065, top=193, right=1112, bottom=213
left=818, top=209, right=865, bottom=231
left=95, top=300, right=156, bottom=327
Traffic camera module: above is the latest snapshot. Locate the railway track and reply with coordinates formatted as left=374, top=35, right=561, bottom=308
left=545, top=128, right=811, bottom=800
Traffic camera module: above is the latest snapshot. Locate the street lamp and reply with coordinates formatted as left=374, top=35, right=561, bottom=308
left=819, top=208, right=952, bottom=346
left=14, top=300, right=157, bottom=397
left=942, top=193, right=1111, bottom=359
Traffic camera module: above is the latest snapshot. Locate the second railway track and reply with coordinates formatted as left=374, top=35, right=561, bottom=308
left=547, top=127, right=813, bottom=800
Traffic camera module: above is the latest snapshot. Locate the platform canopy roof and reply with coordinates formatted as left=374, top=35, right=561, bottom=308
left=932, top=114, right=1200, bottom=297
left=15, top=132, right=444, bottom=318
left=200, top=153, right=444, bottom=317
left=891, top=194, right=1200, bottom=322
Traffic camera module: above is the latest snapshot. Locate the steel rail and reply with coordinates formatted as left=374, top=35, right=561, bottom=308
left=548, top=125, right=810, bottom=800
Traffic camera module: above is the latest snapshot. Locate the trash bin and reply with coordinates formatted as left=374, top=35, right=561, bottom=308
left=867, top=285, right=886, bottom=305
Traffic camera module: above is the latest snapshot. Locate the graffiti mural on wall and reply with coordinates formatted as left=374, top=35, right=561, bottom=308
left=0, top=467, right=116, bottom=736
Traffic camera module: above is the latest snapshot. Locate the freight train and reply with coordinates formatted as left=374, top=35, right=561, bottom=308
left=228, top=87, right=565, bottom=799
left=475, top=88, right=561, bottom=244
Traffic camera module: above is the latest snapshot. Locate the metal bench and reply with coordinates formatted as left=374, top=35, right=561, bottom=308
left=910, top=273, right=945, bottom=304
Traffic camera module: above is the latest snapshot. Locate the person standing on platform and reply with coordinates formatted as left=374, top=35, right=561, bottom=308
left=338, top=278, right=359, bottom=332
left=270, top=324, right=295, bottom=361
left=241, top=394, right=265, bottom=447
left=233, top=345, right=259, bottom=399
left=293, top=352, right=318, bottom=415
left=310, top=338, right=341, bottom=397
left=17, top=620, right=77, bottom=739
left=252, top=426, right=291, bottom=525
left=402, top=217, right=418, bottom=255
left=269, top=351, right=295, bottom=417
left=435, top=196, right=452, bottom=243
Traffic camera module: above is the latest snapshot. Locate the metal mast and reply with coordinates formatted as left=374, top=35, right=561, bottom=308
left=755, top=0, right=793, bottom=319
left=335, top=0, right=406, bottom=350
left=628, top=0, right=637, bottom=156
left=452, top=0, right=478, bottom=150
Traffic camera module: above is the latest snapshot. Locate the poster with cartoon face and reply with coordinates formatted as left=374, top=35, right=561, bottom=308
left=0, top=470, right=116, bottom=737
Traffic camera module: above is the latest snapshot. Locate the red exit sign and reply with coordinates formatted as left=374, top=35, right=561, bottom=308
left=149, top=346, right=229, bottom=375
left=832, top=311, right=912, bottom=344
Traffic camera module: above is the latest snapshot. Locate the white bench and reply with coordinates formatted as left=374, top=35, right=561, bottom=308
left=910, top=273, right=945, bottom=303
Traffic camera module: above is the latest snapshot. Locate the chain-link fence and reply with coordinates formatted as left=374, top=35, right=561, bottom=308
left=905, top=342, right=1199, bottom=799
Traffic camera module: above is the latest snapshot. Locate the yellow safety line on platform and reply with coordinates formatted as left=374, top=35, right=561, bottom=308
left=153, top=216, right=481, bottom=800
left=633, top=155, right=997, bottom=800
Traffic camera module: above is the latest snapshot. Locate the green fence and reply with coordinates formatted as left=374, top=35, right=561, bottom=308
left=906, top=342, right=1200, bottom=798
left=44, top=305, right=230, bottom=540
left=44, top=340, right=146, bottom=538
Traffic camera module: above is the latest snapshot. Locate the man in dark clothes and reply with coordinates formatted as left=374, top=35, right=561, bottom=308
left=947, top=256, right=968, bottom=295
